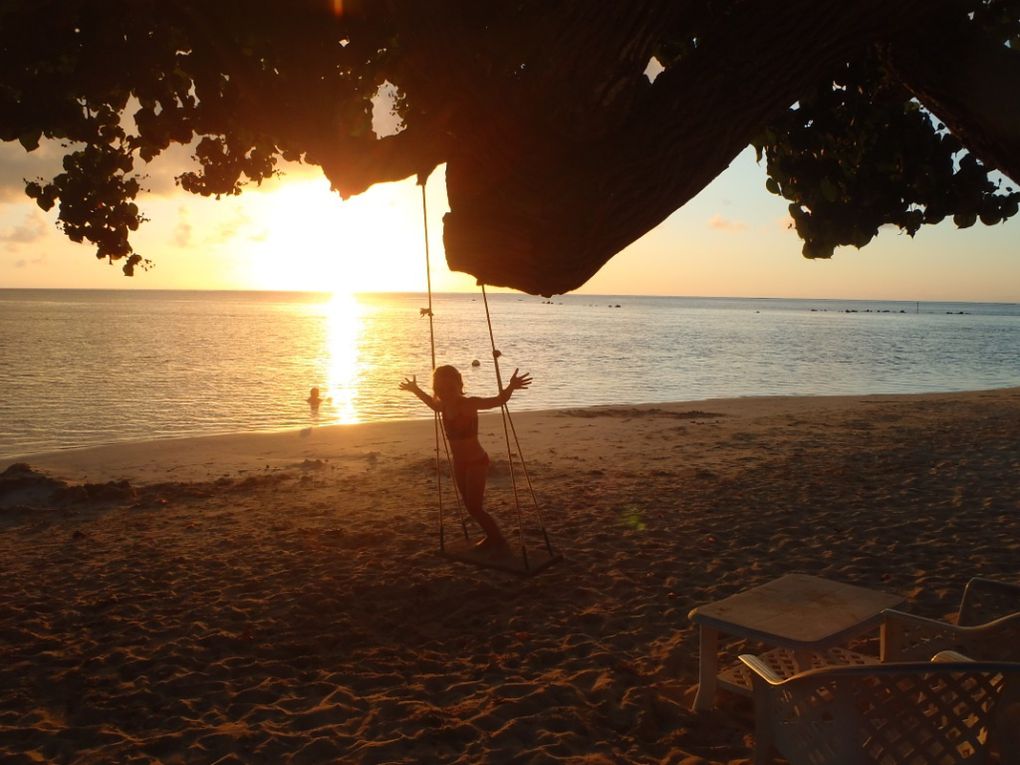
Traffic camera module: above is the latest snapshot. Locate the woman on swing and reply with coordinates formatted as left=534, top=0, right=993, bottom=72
left=400, top=365, right=532, bottom=550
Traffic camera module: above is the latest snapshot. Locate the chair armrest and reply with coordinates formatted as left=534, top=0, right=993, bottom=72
left=881, top=608, right=963, bottom=661
left=883, top=609, right=955, bottom=630
left=960, top=577, right=1020, bottom=626
left=885, top=608, right=1020, bottom=633
left=965, top=577, right=1020, bottom=596
left=738, top=654, right=785, bottom=685
left=883, top=609, right=1020, bottom=662
left=931, top=650, right=974, bottom=663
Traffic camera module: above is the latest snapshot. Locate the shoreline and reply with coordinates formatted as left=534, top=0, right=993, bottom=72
left=6, top=387, right=1020, bottom=483
left=2, top=387, right=1018, bottom=763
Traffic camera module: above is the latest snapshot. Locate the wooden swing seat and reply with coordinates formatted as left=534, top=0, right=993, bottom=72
left=441, top=537, right=563, bottom=576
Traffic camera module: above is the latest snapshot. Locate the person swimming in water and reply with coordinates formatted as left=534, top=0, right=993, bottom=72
left=400, top=365, right=532, bottom=549
left=307, top=386, right=326, bottom=412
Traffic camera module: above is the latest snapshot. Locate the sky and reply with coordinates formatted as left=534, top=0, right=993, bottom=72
left=1, top=139, right=1018, bottom=301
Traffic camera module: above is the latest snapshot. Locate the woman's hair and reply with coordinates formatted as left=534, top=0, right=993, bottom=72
left=432, top=365, right=463, bottom=401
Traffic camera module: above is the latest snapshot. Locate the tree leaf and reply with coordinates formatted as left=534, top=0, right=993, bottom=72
left=953, top=211, right=977, bottom=228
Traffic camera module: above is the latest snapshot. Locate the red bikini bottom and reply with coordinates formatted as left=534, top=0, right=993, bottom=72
left=458, top=451, right=490, bottom=468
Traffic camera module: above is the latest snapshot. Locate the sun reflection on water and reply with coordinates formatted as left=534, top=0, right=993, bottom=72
left=324, top=291, right=365, bottom=424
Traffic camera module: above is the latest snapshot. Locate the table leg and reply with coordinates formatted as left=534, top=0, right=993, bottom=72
left=692, top=625, right=719, bottom=712
left=793, top=648, right=814, bottom=674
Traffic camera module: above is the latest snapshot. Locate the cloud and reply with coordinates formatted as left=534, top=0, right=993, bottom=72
left=11, top=251, right=46, bottom=269
left=212, top=209, right=253, bottom=243
left=173, top=206, right=192, bottom=247
left=1, top=210, right=49, bottom=251
left=136, top=142, right=201, bottom=196
left=0, top=140, right=66, bottom=203
left=707, top=214, right=747, bottom=232
left=0, top=137, right=195, bottom=201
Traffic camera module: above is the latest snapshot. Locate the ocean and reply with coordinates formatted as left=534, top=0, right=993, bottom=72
left=1, top=289, right=1018, bottom=459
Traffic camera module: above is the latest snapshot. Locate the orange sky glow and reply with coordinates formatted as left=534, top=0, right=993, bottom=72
left=1, top=146, right=1018, bottom=301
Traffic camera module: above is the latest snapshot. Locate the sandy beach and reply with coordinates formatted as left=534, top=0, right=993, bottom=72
left=2, top=388, right=1018, bottom=764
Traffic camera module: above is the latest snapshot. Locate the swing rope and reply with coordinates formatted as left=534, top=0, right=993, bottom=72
left=419, top=181, right=468, bottom=550
left=480, top=286, right=555, bottom=558
left=419, top=178, right=556, bottom=570
left=480, top=284, right=529, bottom=565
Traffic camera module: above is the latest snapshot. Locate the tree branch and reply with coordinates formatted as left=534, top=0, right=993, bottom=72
left=441, top=0, right=949, bottom=295
left=886, top=25, right=1020, bottom=185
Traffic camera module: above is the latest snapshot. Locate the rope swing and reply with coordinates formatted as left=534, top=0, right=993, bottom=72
left=417, top=177, right=560, bottom=576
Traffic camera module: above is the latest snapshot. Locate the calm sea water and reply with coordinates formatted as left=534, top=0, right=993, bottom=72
left=1, top=289, right=1018, bottom=459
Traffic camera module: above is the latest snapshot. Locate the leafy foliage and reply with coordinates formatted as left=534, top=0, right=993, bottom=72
left=1, top=0, right=390, bottom=272
left=753, top=53, right=1020, bottom=259
left=0, top=0, right=1018, bottom=278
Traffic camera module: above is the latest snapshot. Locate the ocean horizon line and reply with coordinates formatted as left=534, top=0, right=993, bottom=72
left=1, top=286, right=1017, bottom=307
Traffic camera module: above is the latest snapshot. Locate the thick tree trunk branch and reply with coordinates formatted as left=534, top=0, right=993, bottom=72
left=314, top=122, right=448, bottom=200
left=887, top=28, right=1020, bottom=185
left=441, top=0, right=948, bottom=295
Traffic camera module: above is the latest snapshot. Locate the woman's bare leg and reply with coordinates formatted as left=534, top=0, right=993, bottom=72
left=457, top=461, right=505, bottom=546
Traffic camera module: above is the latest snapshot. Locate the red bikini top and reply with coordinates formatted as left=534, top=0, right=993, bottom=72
left=442, top=405, right=478, bottom=440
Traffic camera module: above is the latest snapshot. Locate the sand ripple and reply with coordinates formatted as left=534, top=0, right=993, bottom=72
left=2, top=390, right=1019, bottom=763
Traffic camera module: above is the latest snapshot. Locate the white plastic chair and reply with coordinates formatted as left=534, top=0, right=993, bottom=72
left=738, top=651, right=1019, bottom=765
left=882, top=578, right=1020, bottom=662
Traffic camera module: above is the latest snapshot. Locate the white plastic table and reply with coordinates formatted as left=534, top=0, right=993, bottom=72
left=688, top=573, right=903, bottom=711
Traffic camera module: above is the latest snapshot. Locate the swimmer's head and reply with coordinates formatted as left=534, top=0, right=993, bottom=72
left=432, top=365, right=463, bottom=401
left=309, top=386, right=321, bottom=400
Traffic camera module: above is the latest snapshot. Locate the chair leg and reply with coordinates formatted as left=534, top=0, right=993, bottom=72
left=751, top=682, right=774, bottom=765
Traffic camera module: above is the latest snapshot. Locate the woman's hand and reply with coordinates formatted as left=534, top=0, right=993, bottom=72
left=506, top=369, right=532, bottom=392
left=399, top=375, right=419, bottom=392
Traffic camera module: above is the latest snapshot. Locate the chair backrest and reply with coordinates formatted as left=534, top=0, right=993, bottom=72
left=887, top=612, right=1020, bottom=663
left=761, top=662, right=1018, bottom=765
left=958, top=578, right=1020, bottom=627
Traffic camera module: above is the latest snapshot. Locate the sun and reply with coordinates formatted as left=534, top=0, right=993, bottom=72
left=240, top=176, right=438, bottom=293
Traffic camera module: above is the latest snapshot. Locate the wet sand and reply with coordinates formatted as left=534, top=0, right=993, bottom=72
left=2, top=388, right=1018, bottom=763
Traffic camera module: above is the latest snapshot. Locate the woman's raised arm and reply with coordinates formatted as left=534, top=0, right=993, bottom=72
left=399, top=375, right=440, bottom=411
left=470, top=369, right=533, bottom=410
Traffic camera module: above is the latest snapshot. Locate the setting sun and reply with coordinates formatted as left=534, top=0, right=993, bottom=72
left=227, top=168, right=480, bottom=295
left=241, top=177, right=428, bottom=293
